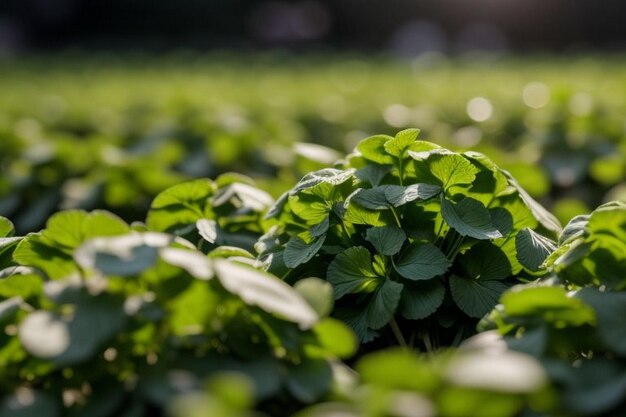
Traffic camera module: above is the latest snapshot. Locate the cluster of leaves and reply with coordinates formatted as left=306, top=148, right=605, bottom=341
left=481, top=201, right=626, bottom=416
left=0, top=206, right=357, bottom=415
left=262, top=129, right=560, bottom=348
left=2, top=124, right=626, bottom=417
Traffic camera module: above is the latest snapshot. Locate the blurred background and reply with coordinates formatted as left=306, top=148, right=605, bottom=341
left=0, top=0, right=625, bottom=233
left=2, top=0, right=626, bottom=54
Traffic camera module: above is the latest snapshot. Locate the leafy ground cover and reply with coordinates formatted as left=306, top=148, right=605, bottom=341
left=1, top=54, right=625, bottom=233
left=1, top=129, right=625, bottom=416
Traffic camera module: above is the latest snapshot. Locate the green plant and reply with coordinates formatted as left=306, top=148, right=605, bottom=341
left=261, top=129, right=560, bottom=349
left=0, top=210, right=357, bottom=417
left=480, top=201, right=626, bottom=416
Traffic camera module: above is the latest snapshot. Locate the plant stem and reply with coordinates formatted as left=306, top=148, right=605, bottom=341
left=390, top=206, right=402, bottom=228
left=397, top=157, right=404, bottom=186
left=389, top=317, right=408, bottom=348
left=421, top=331, right=434, bottom=353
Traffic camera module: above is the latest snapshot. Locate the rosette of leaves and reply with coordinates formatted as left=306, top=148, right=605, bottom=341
left=146, top=173, right=274, bottom=253
left=262, top=128, right=560, bottom=348
left=480, top=201, right=626, bottom=416
left=1, top=220, right=357, bottom=417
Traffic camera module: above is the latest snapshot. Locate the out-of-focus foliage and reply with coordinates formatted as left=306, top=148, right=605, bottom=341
left=481, top=202, right=626, bottom=416
left=0, top=208, right=357, bottom=417
left=1, top=54, right=625, bottom=233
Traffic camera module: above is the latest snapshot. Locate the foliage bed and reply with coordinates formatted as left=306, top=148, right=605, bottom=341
left=1, top=128, right=625, bottom=417
left=1, top=55, right=626, bottom=233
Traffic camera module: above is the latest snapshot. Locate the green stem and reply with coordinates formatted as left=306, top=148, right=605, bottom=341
left=390, top=206, right=402, bottom=228
left=397, top=157, right=404, bottom=186
left=389, top=317, right=408, bottom=348
left=451, top=326, right=465, bottom=347
left=421, top=331, right=434, bottom=353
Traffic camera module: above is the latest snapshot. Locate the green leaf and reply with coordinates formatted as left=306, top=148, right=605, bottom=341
left=147, top=179, right=215, bottom=233
left=196, top=218, right=218, bottom=244
left=365, top=226, right=406, bottom=256
left=560, top=359, right=626, bottom=415
left=384, top=128, right=420, bottom=157
left=294, top=278, right=334, bottom=317
left=213, top=259, right=319, bottom=329
left=587, top=202, right=626, bottom=243
left=394, top=243, right=450, bottom=281
left=289, top=194, right=332, bottom=225
left=355, top=164, right=390, bottom=187
left=75, top=233, right=172, bottom=277
left=291, top=168, right=355, bottom=194
left=578, top=289, right=626, bottom=356
left=327, top=247, right=381, bottom=299
left=13, top=236, right=77, bottom=280
left=399, top=280, right=446, bottom=320
left=334, top=307, right=379, bottom=343
left=515, top=228, right=556, bottom=272
left=559, top=214, right=589, bottom=245
left=504, top=171, right=561, bottom=236
left=19, top=290, right=126, bottom=365
left=366, top=279, right=403, bottom=329
left=212, top=182, right=273, bottom=212
left=283, top=234, right=326, bottom=268
left=343, top=200, right=386, bottom=226
left=441, top=197, right=502, bottom=240
left=266, top=191, right=289, bottom=219
left=207, top=246, right=255, bottom=259
left=356, top=134, right=395, bottom=165
left=0, top=274, right=43, bottom=300
left=43, top=210, right=130, bottom=250
left=286, top=358, right=333, bottom=403
left=384, top=183, right=441, bottom=207
left=357, top=348, right=440, bottom=391
left=449, top=275, right=509, bottom=318
left=312, top=318, right=358, bottom=359
left=500, top=286, right=595, bottom=326
left=350, top=187, right=389, bottom=210
left=459, top=241, right=512, bottom=280
left=0, top=217, right=14, bottom=237
left=411, top=151, right=479, bottom=191
left=159, top=248, right=214, bottom=280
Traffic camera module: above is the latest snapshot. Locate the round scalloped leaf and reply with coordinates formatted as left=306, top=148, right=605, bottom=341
left=515, top=228, right=556, bottom=272
left=283, top=235, right=326, bottom=268
left=449, top=275, right=509, bottom=318
left=366, top=279, right=403, bottom=330
left=147, top=179, right=216, bottom=233
left=384, top=128, right=421, bottom=157
left=394, top=243, right=450, bottom=281
left=327, top=247, right=381, bottom=299
left=441, top=197, right=502, bottom=240
left=399, top=280, right=446, bottom=320
left=365, top=226, right=406, bottom=256
left=356, top=134, right=395, bottom=165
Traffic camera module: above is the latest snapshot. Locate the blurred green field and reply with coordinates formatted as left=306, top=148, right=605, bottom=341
left=1, top=53, right=625, bottom=232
